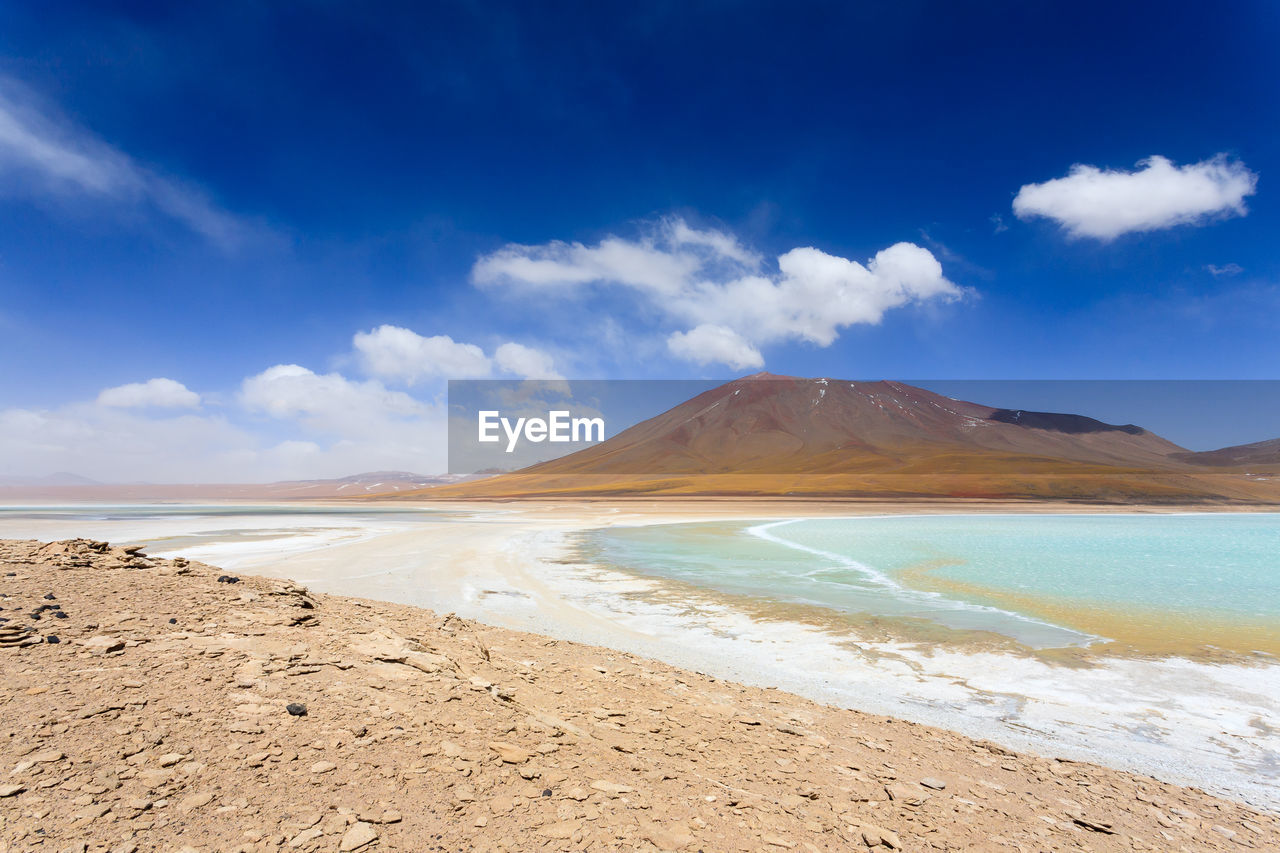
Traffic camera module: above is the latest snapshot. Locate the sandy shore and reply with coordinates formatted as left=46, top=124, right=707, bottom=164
left=3, top=536, right=1278, bottom=852
left=3, top=499, right=1279, bottom=812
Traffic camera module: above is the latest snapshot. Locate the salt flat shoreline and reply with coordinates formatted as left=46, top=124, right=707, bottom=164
left=2, top=500, right=1279, bottom=812
left=2, top=536, right=1278, bottom=852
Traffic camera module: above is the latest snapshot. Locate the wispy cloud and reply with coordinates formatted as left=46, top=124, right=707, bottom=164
left=1013, top=155, right=1257, bottom=240
left=0, top=76, right=257, bottom=249
left=472, top=216, right=964, bottom=369
left=1206, top=263, right=1243, bottom=278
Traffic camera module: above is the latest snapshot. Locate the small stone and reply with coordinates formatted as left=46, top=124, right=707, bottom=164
left=178, top=791, right=214, bottom=813
left=30, top=749, right=64, bottom=763
left=590, top=779, right=634, bottom=796
left=168, top=618, right=177, bottom=624
left=488, top=741, right=531, bottom=763
left=288, top=827, right=323, bottom=848
left=859, top=824, right=901, bottom=849
left=138, top=769, right=171, bottom=788
left=157, top=753, right=184, bottom=767
left=0, top=783, right=25, bottom=797
left=339, top=822, right=378, bottom=851
left=885, top=782, right=930, bottom=807
left=309, top=760, right=337, bottom=774
left=286, top=703, right=308, bottom=717
left=80, top=635, right=125, bottom=655
left=919, top=777, right=947, bottom=790
left=47, top=635, right=60, bottom=643
left=43, top=593, right=56, bottom=600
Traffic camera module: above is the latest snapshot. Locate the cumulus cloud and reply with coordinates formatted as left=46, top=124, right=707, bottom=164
left=1012, top=155, right=1258, bottom=240
left=241, top=364, right=428, bottom=430
left=353, top=325, right=492, bottom=382
left=239, top=364, right=447, bottom=476
left=667, top=324, right=763, bottom=370
left=0, top=76, right=254, bottom=248
left=97, top=377, right=201, bottom=409
left=472, top=217, right=962, bottom=369
left=493, top=342, right=564, bottom=379
left=353, top=324, right=561, bottom=382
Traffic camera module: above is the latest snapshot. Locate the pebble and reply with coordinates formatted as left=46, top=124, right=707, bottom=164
left=920, top=777, right=947, bottom=790
left=488, top=741, right=532, bottom=763
left=178, top=791, right=214, bottom=813
left=339, top=822, right=378, bottom=851
left=286, top=703, right=308, bottom=716
left=0, top=783, right=25, bottom=797
left=590, top=779, right=634, bottom=796
left=309, top=760, right=337, bottom=774
left=80, top=635, right=125, bottom=655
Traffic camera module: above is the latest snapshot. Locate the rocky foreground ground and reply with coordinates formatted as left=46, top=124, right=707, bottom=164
left=1, top=539, right=1277, bottom=852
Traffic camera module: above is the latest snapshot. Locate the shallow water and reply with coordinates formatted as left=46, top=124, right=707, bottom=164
left=582, top=513, right=1280, bottom=651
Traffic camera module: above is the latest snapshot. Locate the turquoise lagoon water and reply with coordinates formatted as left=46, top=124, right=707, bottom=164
left=579, top=514, right=1280, bottom=650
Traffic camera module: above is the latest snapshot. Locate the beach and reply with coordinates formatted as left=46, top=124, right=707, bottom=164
left=3, top=534, right=1279, bottom=851
left=2, top=499, right=1279, bottom=817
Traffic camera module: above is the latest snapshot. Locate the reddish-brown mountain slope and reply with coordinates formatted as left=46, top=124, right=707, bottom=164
left=416, top=375, right=1280, bottom=502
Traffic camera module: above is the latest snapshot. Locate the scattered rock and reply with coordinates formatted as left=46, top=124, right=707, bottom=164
left=920, top=777, right=947, bottom=790
left=590, top=779, right=634, bottom=796
left=859, top=824, right=902, bottom=849
left=310, top=760, right=337, bottom=774
left=885, top=782, right=931, bottom=807
left=178, top=791, right=215, bottom=813
left=339, top=821, right=378, bottom=851
left=488, top=741, right=531, bottom=763
left=1070, top=812, right=1116, bottom=834
left=79, top=635, right=125, bottom=655
left=286, top=702, right=308, bottom=716
left=0, top=783, right=25, bottom=797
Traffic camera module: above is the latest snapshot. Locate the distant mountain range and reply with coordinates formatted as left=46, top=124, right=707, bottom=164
left=0, top=471, right=477, bottom=501
left=421, top=374, right=1280, bottom=503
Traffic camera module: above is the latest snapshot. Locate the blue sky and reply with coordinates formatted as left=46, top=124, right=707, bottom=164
left=1, top=1, right=1277, bottom=480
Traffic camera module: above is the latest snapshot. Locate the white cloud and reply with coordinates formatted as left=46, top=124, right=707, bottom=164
left=494, top=342, right=564, bottom=379
left=0, top=402, right=257, bottom=483
left=1206, top=263, right=1243, bottom=278
left=0, top=76, right=253, bottom=248
left=242, top=364, right=427, bottom=429
left=353, top=324, right=561, bottom=382
left=1012, top=155, right=1257, bottom=240
left=353, top=325, right=492, bottom=382
left=240, top=364, right=448, bottom=476
left=667, top=324, right=763, bottom=370
left=472, top=217, right=962, bottom=369
left=97, top=377, right=201, bottom=409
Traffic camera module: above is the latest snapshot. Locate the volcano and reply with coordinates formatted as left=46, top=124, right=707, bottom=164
left=418, top=374, right=1280, bottom=503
